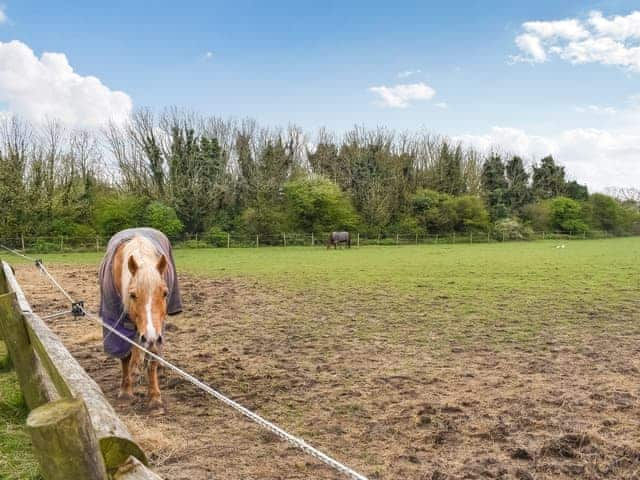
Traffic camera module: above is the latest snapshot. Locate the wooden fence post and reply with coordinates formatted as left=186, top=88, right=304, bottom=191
left=256, top=235, right=259, bottom=248
left=311, top=232, right=314, bottom=247
left=21, top=234, right=25, bottom=252
left=283, top=233, right=287, bottom=247
left=415, top=233, right=418, bottom=245
left=0, top=287, right=49, bottom=409
left=487, top=232, right=490, bottom=243
left=60, top=236, right=64, bottom=252
left=357, top=233, right=360, bottom=248
left=396, top=234, right=399, bottom=245
left=435, top=234, right=438, bottom=244
left=96, top=236, right=100, bottom=253
left=453, top=232, right=456, bottom=244
left=27, top=398, right=108, bottom=480
left=470, top=232, right=473, bottom=244
left=227, top=233, right=230, bottom=248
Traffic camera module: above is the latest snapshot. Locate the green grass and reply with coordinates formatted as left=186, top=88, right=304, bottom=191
left=0, top=343, right=40, bottom=480
left=5, top=237, right=639, bottom=349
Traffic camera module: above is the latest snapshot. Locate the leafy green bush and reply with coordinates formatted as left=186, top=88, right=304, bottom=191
left=203, top=226, right=228, bottom=247
left=143, top=202, right=184, bottom=238
left=549, top=197, right=588, bottom=233
left=521, top=201, right=551, bottom=231
left=94, top=195, right=147, bottom=236
left=283, top=176, right=359, bottom=233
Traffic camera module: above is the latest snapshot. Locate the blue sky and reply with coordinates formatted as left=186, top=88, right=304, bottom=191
left=0, top=1, right=639, bottom=189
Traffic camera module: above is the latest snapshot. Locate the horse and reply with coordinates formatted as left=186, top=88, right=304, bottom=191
left=327, top=231, right=351, bottom=249
left=99, top=228, right=182, bottom=412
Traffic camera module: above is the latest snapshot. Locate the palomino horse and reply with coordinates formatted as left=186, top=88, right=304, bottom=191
left=99, top=228, right=182, bottom=412
left=327, top=231, right=351, bottom=249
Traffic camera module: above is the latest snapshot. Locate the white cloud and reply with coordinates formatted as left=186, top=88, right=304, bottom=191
left=435, top=102, right=448, bottom=109
left=589, top=10, right=640, bottom=40
left=397, top=69, right=421, bottom=78
left=513, top=10, right=640, bottom=72
left=515, top=34, right=547, bottom=62
left=369, top=82, right=436, bottom=108
left=522, top=19, right=589, bottom=40
left=574, top=104, right=617, bottom=115
left=0, top=40, right=132, bottom=127
left=204, top=51, right=214, bottom=59
left=0, top=6, right=7, bottom=24
left=456, top=126, right=640, bottom=191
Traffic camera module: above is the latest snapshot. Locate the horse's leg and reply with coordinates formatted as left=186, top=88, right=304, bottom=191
left=119, top=348, right=142, bottom=400
left=147, top=360, right=163, bottom=412
left=118, top=353, right=134, bottom=400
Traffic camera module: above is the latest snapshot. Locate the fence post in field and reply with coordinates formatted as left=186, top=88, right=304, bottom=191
left=435, top=234, right=438, bottom=244
left=283, top=233, right=287, bottom=247
left=487, top=232, right=490, bottom=243
left=96, top=236, right=100, bottom=253
left=27, top=398, right=108, bottom=480
left=542, top=231, right=545, bottom=240
left=0, top=288, right=49, bottom=409
left=415, top=233, right=418, bottom=245
left=227, top=233, right=230, bottom=248
left=60, top=236, right=64, bottom=252
left=256, top=235, right=259, bottom=248
left=453, top=232, right=455, bottom=244
left=377, top=233, right=380, bottom=245
left=311, top=232, right=314, bottom=247
left=357, top=233, right=360, bottom=248
left=470, top=232, right=473, bottom=244
left=21, top=234, right=25, bottom=252
left=502, top=231, right=505, bottom=242
left=396, top=234, right=399, bottom=245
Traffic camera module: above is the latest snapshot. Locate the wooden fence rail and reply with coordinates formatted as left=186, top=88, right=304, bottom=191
left=0, top=260, right=160, bottom=479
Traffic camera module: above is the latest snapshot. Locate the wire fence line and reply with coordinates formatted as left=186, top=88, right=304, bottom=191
left=0, top=229, right=632, bottom=253
left=0, top=243, right=370, bottom=480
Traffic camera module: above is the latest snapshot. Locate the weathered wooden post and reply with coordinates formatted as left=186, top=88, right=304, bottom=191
left=60, top=236, right=64, bottom=252
left=453, top=232, right=456, bottom=244
left=227, top=233, right=230, bottom=248
left=487, top=232, right=490, bottom=243
left=27, top=398, right=108, bottom=480
left=283, top=233, right=287, bottom=247
left=470, top=232, right=473, bottom=244
left=357, top=233, right=360, bottom=248
left=256, top=235, right=259, bottom=248
left=435, top=234, right=438, bottom=244
left=415, top=233, right=418, bottom=245
left=311, top=232, right=314, bottom=247
left=396, top=234, right=399, bottom=245
left=0, top=286, right=49, bottom=409
left=21, top=234, right=25, bottom=252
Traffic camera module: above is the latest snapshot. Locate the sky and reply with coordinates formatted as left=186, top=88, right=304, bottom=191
left=0, top=0, right=639, bottom=191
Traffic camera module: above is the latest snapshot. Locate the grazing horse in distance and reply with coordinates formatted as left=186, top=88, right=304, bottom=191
left=99, top=228, right=182, bottom=412
left=327, top=231, right=351, bottom=249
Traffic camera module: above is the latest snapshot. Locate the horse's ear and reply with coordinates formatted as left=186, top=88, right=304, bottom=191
left=157, top=255, right=168, bottom=275
left=128, top=256, right=138, bottom=276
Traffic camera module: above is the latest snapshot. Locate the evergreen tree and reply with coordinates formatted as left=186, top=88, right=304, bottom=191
left=505, top=156, right=531, bottom=214
left=532, top=155, right=565, bottom=200
left=481, top=154, right=508, bottom=220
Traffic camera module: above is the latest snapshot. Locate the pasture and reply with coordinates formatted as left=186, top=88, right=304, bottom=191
left=4, top=238, right=640, bottom=479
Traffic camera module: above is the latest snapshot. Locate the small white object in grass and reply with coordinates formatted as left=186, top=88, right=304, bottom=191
left=554, top=244, right=566, bottom=249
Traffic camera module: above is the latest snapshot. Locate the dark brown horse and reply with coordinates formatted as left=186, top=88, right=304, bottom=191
left=327, top=231, right=351, bottom=249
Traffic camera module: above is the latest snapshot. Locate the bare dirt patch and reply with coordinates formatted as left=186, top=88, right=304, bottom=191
left=16, top=264, right=640, bottom=479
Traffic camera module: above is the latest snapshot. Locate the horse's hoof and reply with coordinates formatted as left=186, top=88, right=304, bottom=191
left=117, top=391, right=134, bottom=403
left=148, top=399, right=165, bottom=415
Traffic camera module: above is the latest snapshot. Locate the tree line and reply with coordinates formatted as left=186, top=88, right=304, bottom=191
left=0, top=109, right=638, bottom=244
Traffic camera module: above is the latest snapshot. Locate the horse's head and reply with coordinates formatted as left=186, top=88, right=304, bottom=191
left=125, top=255, right=169, bottom=351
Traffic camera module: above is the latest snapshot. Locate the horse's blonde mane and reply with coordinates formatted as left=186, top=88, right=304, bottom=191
left=121, top=236, right=162, bottom=310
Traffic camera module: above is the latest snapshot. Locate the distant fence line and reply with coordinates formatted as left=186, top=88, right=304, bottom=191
left=0, top=230, right=630, bottom=254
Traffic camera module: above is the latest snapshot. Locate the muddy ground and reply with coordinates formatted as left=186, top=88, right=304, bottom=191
left=16, top=265, right=640, bottom=480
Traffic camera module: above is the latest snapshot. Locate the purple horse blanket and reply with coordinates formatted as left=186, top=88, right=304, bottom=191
left=98, top=228, right=182, bottom=358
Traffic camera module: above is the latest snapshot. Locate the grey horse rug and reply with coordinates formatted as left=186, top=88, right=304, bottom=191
left=98, top=228, right=182, bottom=358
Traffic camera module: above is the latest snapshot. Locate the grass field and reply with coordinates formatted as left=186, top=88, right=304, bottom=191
left=3, top=237, right=640, bottom=479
